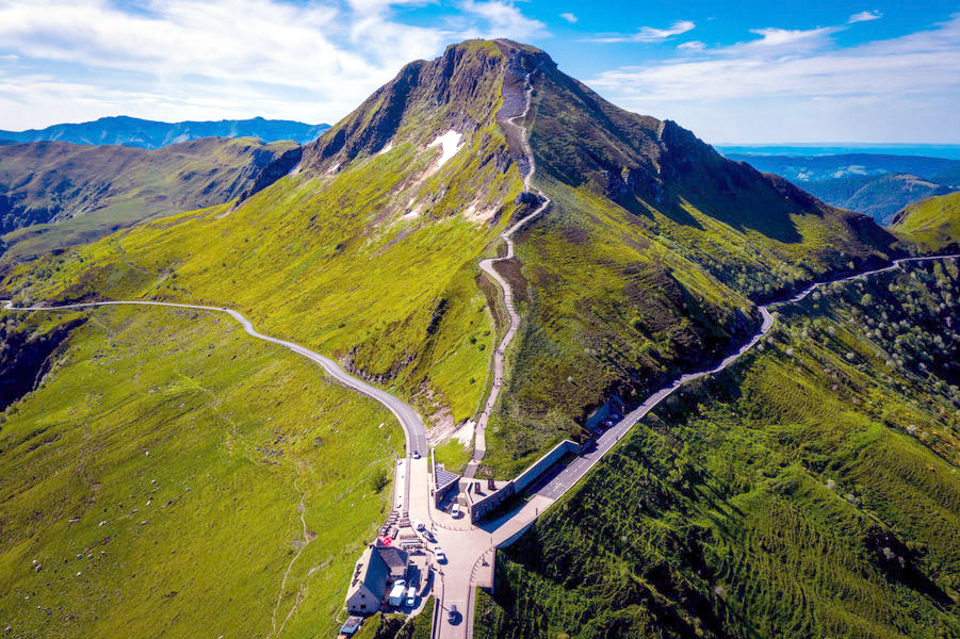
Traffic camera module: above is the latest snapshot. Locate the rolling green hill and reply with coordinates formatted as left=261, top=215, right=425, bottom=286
left=0, top=305, right=401, bottom=638
left=891, top=191, right=960, bottom=252
left=803, top=173, right=955, bottom=225
left=0, top=137, right=302, bottom=261
left=722, top=153, right=960, bottom=224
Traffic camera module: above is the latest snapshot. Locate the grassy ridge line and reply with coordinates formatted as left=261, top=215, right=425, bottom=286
left=468, top=60, right=552, bottom=477
left=1, top=298, right=428, bottom=460
left=891, top=190, right=960, bottom=252
left=0, top=137, right=300, bottom=262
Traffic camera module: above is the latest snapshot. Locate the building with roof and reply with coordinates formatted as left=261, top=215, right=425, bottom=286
left=345, top=544, right=409, bottom=614
left=377, top=544, right=408, bottom=582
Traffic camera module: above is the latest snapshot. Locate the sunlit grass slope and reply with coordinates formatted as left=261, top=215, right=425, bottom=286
left=891, top=190, right=960, bottom=252
left=0, top=305, right=401, bottom=638
left=481, top=54, right=899, bottom=476
left=3, top=121, right=523, bottom=431
left=479, top=259, right=960, bottom=638
left=0, top=137, right=300, bottom=262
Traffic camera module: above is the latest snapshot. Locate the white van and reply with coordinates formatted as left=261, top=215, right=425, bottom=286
left=388, top=582, right=406, bottom=607
left=451, top=503, right=460, bottom=519
left=405, top=586, right=416, bottom=607
left=412, top=519, right=425, bottom=531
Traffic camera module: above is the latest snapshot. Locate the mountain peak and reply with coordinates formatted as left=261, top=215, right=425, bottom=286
left=299, top=39, right=554, bottom=175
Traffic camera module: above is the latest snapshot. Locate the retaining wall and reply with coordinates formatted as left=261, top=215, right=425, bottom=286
left=469, top=439, right=581, bottom=524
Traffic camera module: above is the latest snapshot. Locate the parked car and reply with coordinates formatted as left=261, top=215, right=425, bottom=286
left=413, top=519, right=425, bottom=531
left=406, top=586, right=416, bottom=607
left=448, top=604, right=459, bottom=624
left=412, top=450, right=420, bottom=459
left=451, top=503, right=460, bottom=519
left=434, top=546, right=447, bottom=563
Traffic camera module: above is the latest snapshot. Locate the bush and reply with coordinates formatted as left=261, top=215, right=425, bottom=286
left=370, top=467, right=390, bottom=493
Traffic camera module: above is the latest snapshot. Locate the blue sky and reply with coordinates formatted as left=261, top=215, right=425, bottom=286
left=0, top=1, right=958, bottom=143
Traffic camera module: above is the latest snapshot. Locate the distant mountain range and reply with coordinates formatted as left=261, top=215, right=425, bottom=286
left=0, top=137, right=302, bottom=261
left=0, top=116, right=329, bottom=149
left=722, top=151, right=960, bottom=224
left=716, top=144, right=960, bottom=160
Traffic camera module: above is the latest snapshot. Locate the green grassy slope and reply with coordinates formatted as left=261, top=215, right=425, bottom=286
left=0, top=305, right=401, bottom=638
left=0, top=137, right=301, bottom=261
left=1, top=41, right=529, bottom=441
left=478, top=259, right=960, bottom=639
left=890, top=191, right=960, bottom=252
left=481, top=49, right=899, bottom=476
left=2, top=41, right=905, bottom=480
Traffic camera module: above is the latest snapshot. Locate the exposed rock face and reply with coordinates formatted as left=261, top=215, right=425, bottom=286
left=236, top=146, right=303, bottom=203
left=299, top=40, right=550, bottom=176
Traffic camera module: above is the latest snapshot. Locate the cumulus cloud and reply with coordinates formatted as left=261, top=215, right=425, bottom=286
left=848, top=10, right=883, bottom=24
left=560, top=12, right=578, bottom=24
left=460, top=0, right=548, bottom=39
left=588, top=20, right=695, bottom=44
left=0, top=0, right=545, bottom=129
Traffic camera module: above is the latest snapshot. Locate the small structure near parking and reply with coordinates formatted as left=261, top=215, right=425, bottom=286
left=339, top=615, right=364, bottom=636
left=345, top=543, right=409, bottom=614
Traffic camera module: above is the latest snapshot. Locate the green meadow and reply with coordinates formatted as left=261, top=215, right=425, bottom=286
left=0, top=304, right=402, bottom=638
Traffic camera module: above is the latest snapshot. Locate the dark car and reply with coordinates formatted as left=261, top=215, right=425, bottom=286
left=448, top=604, right=459, bottom=624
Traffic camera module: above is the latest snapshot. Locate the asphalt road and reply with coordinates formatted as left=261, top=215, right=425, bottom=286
left=0, top=298, right=429, bottom=472
left=532, top=252, right=960, bottom=502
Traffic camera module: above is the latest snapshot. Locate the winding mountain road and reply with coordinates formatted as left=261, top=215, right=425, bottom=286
left=0, top=298, right=429, bottom=510
left=428, top=251, right=960, bottom=639
left=5, top=78, right=960, bottom=639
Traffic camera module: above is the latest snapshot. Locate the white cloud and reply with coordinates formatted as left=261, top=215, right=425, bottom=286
left=586, top=15, right=960, bottom=143
left=588, top=20, right=695, bottom=44
left=744, top=26, right=839, bottom=50
left=460, top=1, right=548, bottom=40
left=560, top=12, right=577, bottom=24
left=678, top=41, right=705, bottom=52
left=848, top=10, right=882, bottom=24
left=0, top=0, right=545, bottom=130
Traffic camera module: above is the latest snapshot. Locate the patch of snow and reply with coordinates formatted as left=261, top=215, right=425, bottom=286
left=428, top=130, right=463, bottom=168
left=377, top=142, right=393, bottom=156
left=326, top=162, right=340, bottom=175
left=454, top=420, right=475, bottom=446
